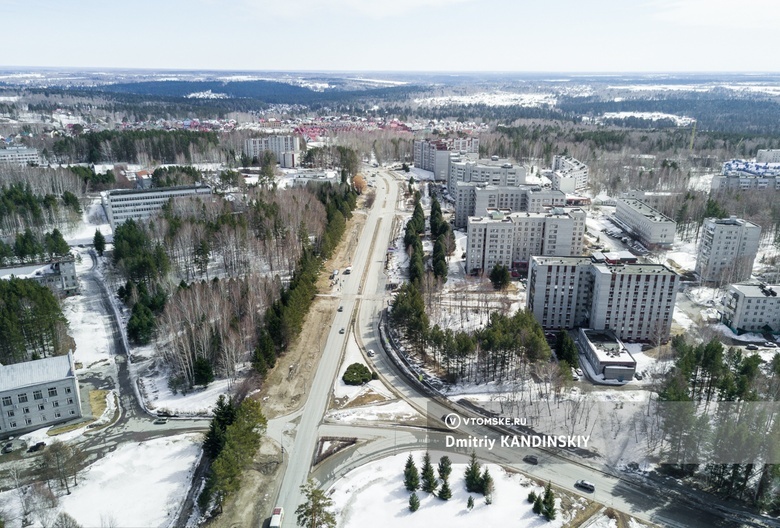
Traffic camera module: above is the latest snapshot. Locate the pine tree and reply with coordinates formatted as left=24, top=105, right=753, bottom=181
left=527, top=490, right=537, bottom=503
left=532, top=494, right=543, bottom=515
left=438, top=478, right=452, bottom=500
left=421, top=451, right=438, bottom=493
left=464, top=451, right=482, bottom=493
left=438, top=456, right=452, bottom=481
left=482, top=467, right=494, bottom=504
left=409, top=491, right=420, bottom=512
left=93, top=229, right=106, bottom=256
left=542, top=481, right=556, bottom=520
left=467, top=495, right=474, bottom=511
left=404, top=454, right=420, bottom=491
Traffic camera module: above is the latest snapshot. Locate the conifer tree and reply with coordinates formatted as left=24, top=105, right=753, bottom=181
left=482, top=467, right=494, bottom=504
left=409, top=492, right=420, bottom=512
left=467, top=495, right=474, bottom=511
left=421, top=451, right=438, bottom=493
left=438, top=456, right=452, bottom=481
left=464, top=451, right=482, bottom=493
left=438, top=478, right=452, bottom=500
left=404, top=454, right=420, bottom=491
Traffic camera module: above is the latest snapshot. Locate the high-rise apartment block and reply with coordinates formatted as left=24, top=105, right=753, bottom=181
left=711, top=159, right=780, bottom=191
left=466, top=207, right=585, bottom=274
left=244, top=136, right=301, bottom=168
left=527, top=253, right=679, bottom=342
left=413, top=138, right=479, bottom=180
left=550, top=155, right=589, bottom=192
left=696, top=216, right=761, bottom=285
left=721, top=283, right=780, bottom=334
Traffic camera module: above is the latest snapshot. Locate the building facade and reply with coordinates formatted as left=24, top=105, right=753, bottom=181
left=466, top=207, right=585, bottom=275
left=527, top=254, right=679, bottom=342
left=756, top=150, right=780, bottom=164
left=721, top=283, right=780, bottom=334
left=0, top=146, right=40, bottom=166
left=0, top=352, right=82, bottom=438
left=454, top=182, right=565, bottom=228
left=102, top=185, right=213, bottom=229
left=696, top=217, right=761, bottom=285
left=244, top=136, right=301, bottom=168
left=578, top=328, right=636, bottom=381
left=614, top=198, right=676, bottom=249
left=30, top=256, right=79, bottom=296
left=712, top=159, right=780, bottom=191
left=447, top=155, right=526, bottom=195
left=550, top=155, right=589, bottom=191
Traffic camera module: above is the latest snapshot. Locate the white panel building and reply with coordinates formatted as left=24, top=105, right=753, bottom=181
left=712, top=159, right=780, bottom=191
left=0, top=146, right=40, bottom=166
left=102, top=185, right=213, bottom=229
left=465, top=207, right=586, bottom=275
left=550, top=155, right=589, bottom=191
left=527, top=254, right=679, bottom=342
left=244, top=136, right=301, bottom=168
left=756, top=149, right=780, bottom=163
left=696, top=216, right=761, bottom=285
left=721, top=283, right=780, bottom=334
left=614, top=198, right=676, bottom=249
left=578, top=329, right=636, bottom=381
left=0, top=352, right=82, bottom=437
left=447, top=155, right=526, bottom=195
left=454, top=183, right=565, bottom=228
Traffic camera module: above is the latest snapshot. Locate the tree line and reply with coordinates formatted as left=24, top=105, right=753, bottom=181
left=0, top=182, right=81, bottom=237
left=0, top=228, right=71, bottom=265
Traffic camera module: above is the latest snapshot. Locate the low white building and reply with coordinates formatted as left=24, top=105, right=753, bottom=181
left=614, top=198, right=676, bottom=249
left=696, top=216, right=761, bottom=285
left=0, top=352, right=82, bottom=438
left=102, top=185, right=213, bottom=229
left=721, top=283, right=780, bottom=334
left=578, top=329, right=636, bottom=381
left=756, top=149, right=780, bottom=164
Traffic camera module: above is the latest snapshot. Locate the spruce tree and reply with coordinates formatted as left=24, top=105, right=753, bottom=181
left=532, top=494, right=543, bottom=515
left=404, top=454, right=420, bottom=491
left=421, top=451, right=438, bottom=493
left=542, top=481, right=556, bottom=520
left=93, top=229, right=106, bottom=256
left=438, top=478, right=452, bottom=500
left=438, top=456, right=452, bottom=481
left=467, top=495, right=474, bottom=511
left=527, top=490, right=537, bottom=503
left=464, top=451, right=482, bottom=493
left=482, top=467, right=494, bottom=504
left=409, top=491, right=420, bottom=512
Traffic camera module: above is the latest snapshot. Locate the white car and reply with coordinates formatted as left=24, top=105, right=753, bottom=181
left=764, top=342, right=776, bottom=348
left=367, top=349, right=375, bottom=357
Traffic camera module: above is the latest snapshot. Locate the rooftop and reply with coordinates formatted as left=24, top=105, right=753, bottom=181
left=0, top=352, right=75, bottom=392
left=618, top=199, right=675, bottom=223
left=107, top=184, right=211, bottom=197
left=582, top=329, right=635, bottom=365
left=732, top=283, right=780, bottom=298
left=594, top=262, right=677, bottom=276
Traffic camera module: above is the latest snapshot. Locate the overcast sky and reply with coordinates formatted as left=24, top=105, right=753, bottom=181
left=1, top=0, right=778, bottom=72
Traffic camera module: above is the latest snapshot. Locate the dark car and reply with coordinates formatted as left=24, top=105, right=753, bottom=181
left=337, top=306, right=343, bottom=312
left=746, top=344, right=759, bottom=351
left=27, top=442, right=45, bottom=453
left=523, top=455, right=539, bottom=465
left=2, top=442, right=14, bottom=454
left=575, top=479, right=595, bottom=492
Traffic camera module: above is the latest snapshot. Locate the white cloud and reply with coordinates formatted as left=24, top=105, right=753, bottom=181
left=241, top=0, right=474, bottom=18
left=649, top=0, right=780, bottom=28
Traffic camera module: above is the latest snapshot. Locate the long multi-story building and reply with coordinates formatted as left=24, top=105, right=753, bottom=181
left=0, top=146, right=40, bottom=166
left=756, top=149, right=780, bottom=164
left=102, top=185, right=213, bottom=229
left=550, top=155, right=589, bottom=192
left=447, top=154, right=526, bottom=195
left=696, top=216, right=761, bottom=285
left=711, top=159, right=780, bottom=191
left=721, top=282, right=780, bottom=334
left=614, top=198, right=676, bottom=249
left=244, top=135, right=301, bottom=168
left=466, top=207, right=585, bottom=275
left=527, top=253, right=679, bottom=342
left=0, top=352, right=82, bottom=438
left=413, top=137, right=479, bottom=180
left=454, top=183, right=565, bottom=228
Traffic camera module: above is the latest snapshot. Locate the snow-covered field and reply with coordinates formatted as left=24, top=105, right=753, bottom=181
left=0, top=434, right=201, bottom=528
left=330, top=451, right=570, bottom=528
left=413, top=92, right=556, bottom=108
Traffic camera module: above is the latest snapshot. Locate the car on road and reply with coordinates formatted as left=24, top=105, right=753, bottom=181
left=575, top=479, right=595, bottom=492
left=337, top=306, right=343, bottom=312
left=339, top=328, right=345, bottom=334
left=575, top=368, right=583, bottom=377
left=367, top=349, right=375, bottom=357
left=523, top=455, right=539, bottom=465
left=153, top=418, right=168, bottom=425
left=746, top=344, right=759, bottom=351
left=764, top=342, right=776, bottom=348
left=27, top=442, right=45, bottom=453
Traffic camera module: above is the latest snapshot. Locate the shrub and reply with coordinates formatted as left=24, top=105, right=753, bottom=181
left=342, top=363, right=373, bottom=385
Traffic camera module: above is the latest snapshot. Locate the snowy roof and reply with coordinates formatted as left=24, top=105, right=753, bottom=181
left=0, top=352, right=76, bottom=392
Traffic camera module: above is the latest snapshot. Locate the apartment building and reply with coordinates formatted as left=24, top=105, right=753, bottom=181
left=447, top=154, right=526, bottom=195
left=465, top=207, right=586, bottom=274
left=711, top=159, right=780, bottom=191
left=620, top=190, right=680, bottom=212
left=102, top=185, right=213, bottom=229
left=0, top=146, right=40, bottom=166
left=614, top=198, right=676, bottom=249
left=550, top=155, right=589, bottom=192
left=454, top=182, right=565, bottom=228
left=0, top=352, right=82, bottom=438
left=696, top=216, right=761, bottom=285
left=413, top=137, right=479, bottom=180
left=756, top=149, right=780, bottom=163
left=244, top=135, right=301, bottom=168
left=720, top=282, right=780, bottom=334
left=527, top=254, right=679, bottom=342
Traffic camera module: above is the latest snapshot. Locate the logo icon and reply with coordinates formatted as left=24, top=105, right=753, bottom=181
left=443, top=413, right=461, bottom=430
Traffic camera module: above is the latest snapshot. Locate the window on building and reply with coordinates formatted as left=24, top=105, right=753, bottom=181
left=6, top=410, right=14, bottom=418
left=25, top=419, right=32, bottom=425
left=17, top=394, right=28, bottom=403
left=53, top=401, right=59, bottom=408
left=2, top=397, right=11, bottom=406
left=47, top=388, right=57, bottom=398
left=33, top=390, right=42, bottom=400
left=67, top=398, right=74, bottom=405
left=69, top=410, right=76, bottom=416
left=10, top=422, right=16, bottom=428
left=23, top=407, right=29, bottom=414
left=65, top=387, right=72, bottom=394
left=38, top=404, right=45, bottom=411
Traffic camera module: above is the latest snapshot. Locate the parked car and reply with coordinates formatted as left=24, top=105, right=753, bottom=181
left=367, top=349, right=375, bottom=357
left=2, top=442, right=14, bottom=454
left=337, top=306, right=343, bottom=312
left=523, top=455, right=539, bottom=465
left=746, top=344, right=759, bottom=351
left=764, top=342, right=776, bottom=348
left=153, top=418, right=168, bottom=425
left=634, top=372, right=644, bottom=380
left=27, top=442, right=45, bottom=453
left=575, top=479, right=595, bottom=492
